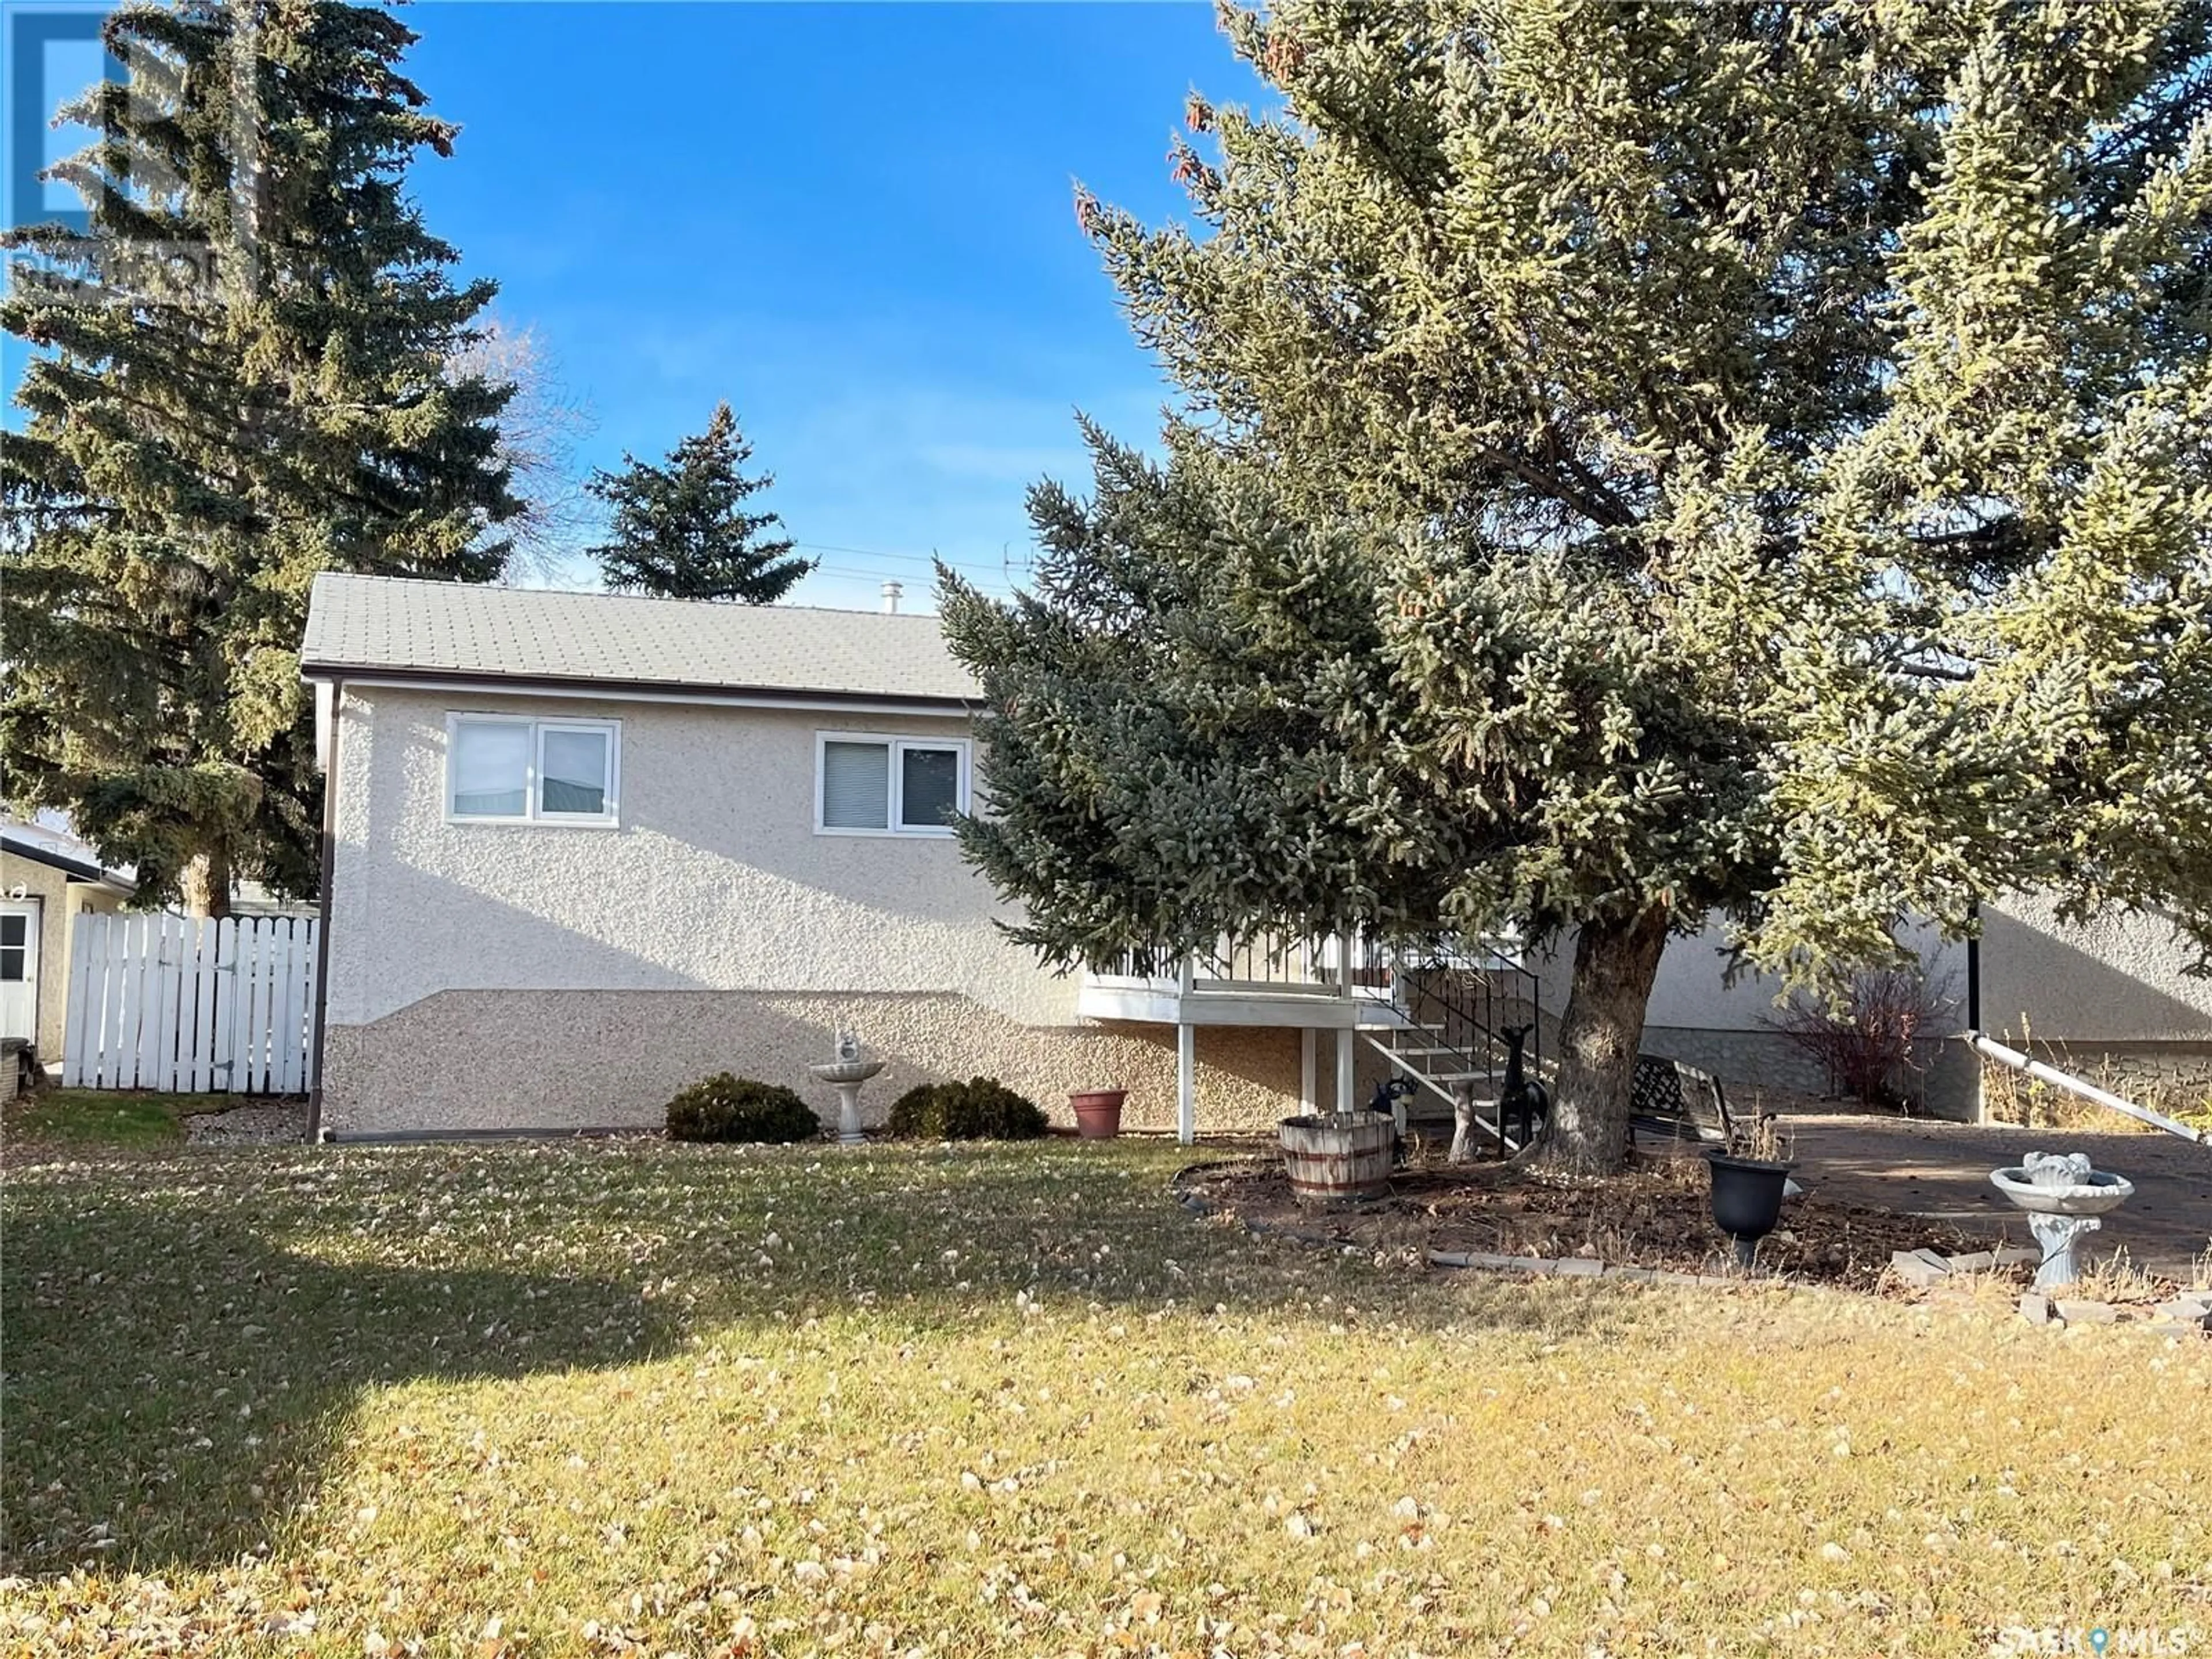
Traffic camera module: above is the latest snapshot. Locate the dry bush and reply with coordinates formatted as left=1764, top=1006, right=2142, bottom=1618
left=1765, top=968, right=1958, bottom=1111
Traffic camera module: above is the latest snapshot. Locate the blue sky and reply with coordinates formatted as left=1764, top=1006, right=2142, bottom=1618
left=10, top=2, right=1264, bottom=611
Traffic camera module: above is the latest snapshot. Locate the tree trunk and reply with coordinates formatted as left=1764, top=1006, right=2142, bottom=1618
left=180, top=848, right=232, bottom=919
left=1536, top=903, right=1670, bottom=1176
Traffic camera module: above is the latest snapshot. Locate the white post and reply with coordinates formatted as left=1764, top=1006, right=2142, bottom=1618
left=1177, top=1019, right=1196, bottom=1145
left=1334, top=931, right=1356, bottom=1116
left=1300, top=1028, right=1317, bottom=1113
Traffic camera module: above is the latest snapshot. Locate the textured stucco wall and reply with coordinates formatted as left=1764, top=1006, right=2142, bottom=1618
left=321, top=687, right=1306, bottom=1134
left=325, top=688, right=1073, bottom=1030
left=1527, top=917, right=1969, bottom=1036
left=1980, top=894, right=2212, bottom=1043
left=321, top=988, right=1303, bottom=1135
left=0, top=854, right=126, bottom=1061
left=1524, top=899, right=2208, bottom=1113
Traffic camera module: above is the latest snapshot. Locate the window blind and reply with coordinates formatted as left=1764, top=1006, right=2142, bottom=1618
left=821, top=741, right=891, bottom=830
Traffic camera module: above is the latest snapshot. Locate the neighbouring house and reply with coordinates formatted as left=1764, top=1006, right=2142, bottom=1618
left=301, top=574, right=2212, bottom=1141
left=0, top=820, right=136, bottom=1071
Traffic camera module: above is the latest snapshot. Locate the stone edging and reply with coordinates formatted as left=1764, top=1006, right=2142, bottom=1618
left=1889, top=1245, right=2212, bottom=1336
left=1422, top=1249, right=1796, bottom=1290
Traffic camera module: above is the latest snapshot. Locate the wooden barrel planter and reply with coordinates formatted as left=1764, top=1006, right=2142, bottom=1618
left=1279, top=1113, right=1395, bottom=1205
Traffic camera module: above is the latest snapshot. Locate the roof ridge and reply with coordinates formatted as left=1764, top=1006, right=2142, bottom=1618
left=312, top=570, right=943, bottom=623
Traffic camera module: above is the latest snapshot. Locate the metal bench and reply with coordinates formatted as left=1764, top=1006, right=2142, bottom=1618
left=1628, top=1055, right=1736, bottom=1147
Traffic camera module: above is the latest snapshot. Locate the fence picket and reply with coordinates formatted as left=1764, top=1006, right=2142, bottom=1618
left=188, top=919, right=215, bottom=1092
left=154, top=916, right=180, bottom=1092
left=274, top=922, right=302, bottom=1094
left=101, top=914, right=130, bottom=1088
left=124, top=914, right=149, bottom=1087
left=113, top=914, right=139, bottom=1088
left=209, top=919, right=234, bottom=1091
left=62, top=914, right=96, bottom=1088
left=236, top=920, right=264, bottom=1092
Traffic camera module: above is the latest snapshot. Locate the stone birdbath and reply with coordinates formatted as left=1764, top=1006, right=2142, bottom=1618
left=1990, top=1150, right=2136, bottom=1290
left=809, top=1031, right=885, bottom=1146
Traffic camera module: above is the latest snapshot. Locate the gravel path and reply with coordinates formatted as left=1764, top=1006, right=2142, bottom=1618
left=183, top=1101, right=309, bottom=1146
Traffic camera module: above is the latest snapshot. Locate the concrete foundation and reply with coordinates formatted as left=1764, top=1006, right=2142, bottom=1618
left=319, top=989, right=1305, bottom=1137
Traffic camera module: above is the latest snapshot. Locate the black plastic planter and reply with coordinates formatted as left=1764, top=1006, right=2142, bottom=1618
left=1707, top=1153, right=1795, bottom=1267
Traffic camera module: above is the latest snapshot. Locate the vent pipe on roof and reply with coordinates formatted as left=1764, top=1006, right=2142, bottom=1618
left=880, top=581, right=903, bottom=615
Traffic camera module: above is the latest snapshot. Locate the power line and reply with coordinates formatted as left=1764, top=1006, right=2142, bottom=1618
left=790, top=540, right=1032, bottom=580
left=802, top=563, right=1021, bottom=598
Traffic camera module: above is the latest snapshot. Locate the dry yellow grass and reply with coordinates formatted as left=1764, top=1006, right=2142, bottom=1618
left=4, top=1138, right=2208, bottom=1656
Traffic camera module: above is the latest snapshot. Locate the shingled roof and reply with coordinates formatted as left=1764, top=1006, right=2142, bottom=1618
left=300, top=574, right=979, bottom=709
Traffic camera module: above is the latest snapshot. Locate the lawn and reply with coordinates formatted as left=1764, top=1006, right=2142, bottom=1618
left=4, top=1088, right=236, bottom=1152
left=3, top=1139, right=2206, bottom=1657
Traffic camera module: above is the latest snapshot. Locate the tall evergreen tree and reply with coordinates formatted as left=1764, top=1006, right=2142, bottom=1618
left=586, top=403, right=810, bottom=603
left=942, top=1, right=2212, bottom=1173
left=1, top=0, right=519, bottom=915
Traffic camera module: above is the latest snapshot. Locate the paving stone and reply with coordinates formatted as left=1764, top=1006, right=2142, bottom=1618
left=1889, top=1249, right=1951, bottom=1289
left=1944, top=1251, right=1997, bottom=1272
left=2018, top=1291, right=2050, bottom=1324
left=1993, top=1247, right=2042, bottom=1267
left=1427, top=1251, right=1471, bottom=1268
left=1650, top=1270, right=1705, bottom=1287
left=2152, top=1298, right=2212, bottom=1327
left=1554, top=1257, right=1604, bottom=1277
left=2054, top=1298, right=2119, bottom=1325
left=2146, top=1321, right=2211, bottom=1340
left=1606, top=1265, right=1657, bottom=1282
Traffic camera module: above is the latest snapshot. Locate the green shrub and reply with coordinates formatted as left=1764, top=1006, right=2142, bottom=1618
left=885, top=1075, right=1049, bottom=1141
left=664, top=1074, right=821, bottom=1143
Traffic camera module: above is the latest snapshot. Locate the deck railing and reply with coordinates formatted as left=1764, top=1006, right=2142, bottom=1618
left=1096, top=930, right=1528, bottom=999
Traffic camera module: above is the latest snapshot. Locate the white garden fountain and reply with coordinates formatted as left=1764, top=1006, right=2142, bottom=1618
left=809, top=1028, right=884, bottom=1146
left=1989, top=1150, right=2136, bottom=1290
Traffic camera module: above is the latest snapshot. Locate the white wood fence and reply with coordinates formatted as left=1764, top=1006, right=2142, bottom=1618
left=62, top=914, right=318, bottom=1094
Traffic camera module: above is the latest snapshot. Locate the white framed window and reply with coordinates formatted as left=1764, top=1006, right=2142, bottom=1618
left=446, top=713, right=621, bottom=827
left=815, top=731, right=969, bottom=836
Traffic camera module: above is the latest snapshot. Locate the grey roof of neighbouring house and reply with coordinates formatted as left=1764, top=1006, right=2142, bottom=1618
left=300, top=573, right=980, bottom=707
left=0, top=826, right=134, bottom=892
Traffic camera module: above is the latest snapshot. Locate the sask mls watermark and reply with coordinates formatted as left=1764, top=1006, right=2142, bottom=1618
left=1994, top=1627, right=2199, bottom=1656
left=5, top=0, right=263, bottom=305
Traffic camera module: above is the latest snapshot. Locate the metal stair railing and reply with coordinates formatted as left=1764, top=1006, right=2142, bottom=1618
left=1363, top=936, right=1546, bottom=1155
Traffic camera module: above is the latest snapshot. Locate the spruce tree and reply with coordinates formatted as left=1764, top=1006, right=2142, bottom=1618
left=942, top=1, right=2212, bottom=1173
left=1, top=0, right=519, bottom=914
left=586, top=403, right=811, bottom=603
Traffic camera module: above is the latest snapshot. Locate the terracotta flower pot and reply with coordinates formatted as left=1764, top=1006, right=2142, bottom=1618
left=1069, top=1088, right=1127, bottom=1139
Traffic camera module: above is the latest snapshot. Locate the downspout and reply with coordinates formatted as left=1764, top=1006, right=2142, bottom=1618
left=1965, top=902, right=1982, bottom=1033
left=305, top=677, right=340, bottom=1142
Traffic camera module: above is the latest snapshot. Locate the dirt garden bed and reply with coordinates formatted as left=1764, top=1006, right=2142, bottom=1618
left=1177, top=1147, right=2020, bottom=1293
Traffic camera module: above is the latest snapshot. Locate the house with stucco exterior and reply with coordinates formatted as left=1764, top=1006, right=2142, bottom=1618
left=302, top=574, right=1325, bottom=1139
left=0, top=823, right=135, bottom=1080
left=300, top=573, right=2212, bottom=1141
